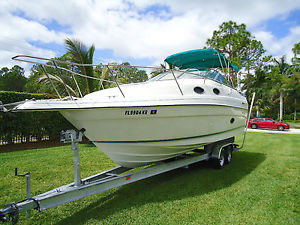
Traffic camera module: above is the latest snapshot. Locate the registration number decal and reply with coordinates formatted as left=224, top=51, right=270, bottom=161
left=124, top=109, right=157, bottom=116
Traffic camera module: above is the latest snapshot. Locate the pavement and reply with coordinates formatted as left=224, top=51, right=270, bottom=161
left=247, top=128, right=300, bottom=134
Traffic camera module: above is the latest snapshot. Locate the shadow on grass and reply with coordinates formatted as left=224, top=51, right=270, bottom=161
left=56, top=151, right=265, bottom=225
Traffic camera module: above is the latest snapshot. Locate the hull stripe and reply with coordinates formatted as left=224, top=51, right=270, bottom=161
left=16, top=103, right=248, bottom=111
left=93, top=126, right=244, bottom=144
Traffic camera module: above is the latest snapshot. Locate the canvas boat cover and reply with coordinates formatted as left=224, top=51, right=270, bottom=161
left=165, top=49, right=239, bottom=72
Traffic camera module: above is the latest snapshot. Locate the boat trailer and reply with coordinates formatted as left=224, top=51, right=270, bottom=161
left=0, top=130, right=238, bottom=224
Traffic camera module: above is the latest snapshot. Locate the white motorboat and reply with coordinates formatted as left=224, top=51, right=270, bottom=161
left=11, top=49, right=248, bottom=168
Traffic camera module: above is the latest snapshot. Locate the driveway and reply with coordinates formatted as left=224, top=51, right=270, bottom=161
left=247, top=128, right=300, bottom=134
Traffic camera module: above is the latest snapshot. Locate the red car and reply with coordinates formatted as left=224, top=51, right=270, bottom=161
left=248, top=117, right=290, bottom=131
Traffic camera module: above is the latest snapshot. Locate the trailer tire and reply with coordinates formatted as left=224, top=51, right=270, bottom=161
left=212, top=150, right=225, bottom=169
left=225, top=148, right=232, bottom=164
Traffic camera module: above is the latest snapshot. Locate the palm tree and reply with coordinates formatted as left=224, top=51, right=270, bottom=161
left=65, top=38, right=95, bottom=94
left=273, top=56, right=290, bottom=121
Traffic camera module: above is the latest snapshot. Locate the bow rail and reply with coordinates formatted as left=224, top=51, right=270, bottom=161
left=12, top=54, right=238, bottom=100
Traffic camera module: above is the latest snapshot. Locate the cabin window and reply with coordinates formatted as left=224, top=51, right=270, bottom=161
left=213, top=88, right=220, bottom=95
left=194, top=87, right=204, bottom=94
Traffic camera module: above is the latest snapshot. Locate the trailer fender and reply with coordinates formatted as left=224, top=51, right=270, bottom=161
left=209, top=137, right=235, bottom=159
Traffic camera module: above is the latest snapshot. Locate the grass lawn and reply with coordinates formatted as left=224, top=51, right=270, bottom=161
left=0, top=133, right=299, bottom=225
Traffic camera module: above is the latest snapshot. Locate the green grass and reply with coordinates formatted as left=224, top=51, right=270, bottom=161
left=0, top=133, right=299, bottom=225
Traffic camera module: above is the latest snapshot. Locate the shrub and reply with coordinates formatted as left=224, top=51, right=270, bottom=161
left=0, top=91, right=74, bottom=144
left=283, top=112, right=299, bottom=121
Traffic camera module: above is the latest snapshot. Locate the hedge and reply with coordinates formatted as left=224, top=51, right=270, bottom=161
left=283, top=112, right=300, bottom=121
left=0, top=91, right=74, bottom=144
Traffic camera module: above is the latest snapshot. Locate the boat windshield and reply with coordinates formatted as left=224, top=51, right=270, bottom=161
left=148, top=69, right=231, bottom=86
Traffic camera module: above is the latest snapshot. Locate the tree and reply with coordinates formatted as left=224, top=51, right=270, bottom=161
left=244, top=40, right=266, bottom=93
left=26, top=38, right=96, bottom=98
left=285, top=72, right=300, bottom=121
left=117, top=62, right=148, bottom=83
left=26, top=38, right=148, bottom=97
left=291, top=42, right=300, bottom=71
left=206, top=21, right=265, bottom=90
left=0, top=65, right=27, bottom=92
left=64, top=38, right=96, bottom=95
left=272, top=56, right=290, bottom=121
left=95, top=62, right=148, bottom=90
left=288, top=42, right=300, bottom=120
left=244, top=57, right=273, bottom=117
left=245, top=50, right=299, bottom=121
left=25, top=54, right=78, bottom=97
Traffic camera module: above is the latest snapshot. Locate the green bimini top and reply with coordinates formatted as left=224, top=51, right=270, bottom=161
left=165, top=49, right=239, bottom=72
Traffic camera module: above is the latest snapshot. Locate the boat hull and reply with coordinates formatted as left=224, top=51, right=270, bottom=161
left=60, top=104, right=247, bottom=167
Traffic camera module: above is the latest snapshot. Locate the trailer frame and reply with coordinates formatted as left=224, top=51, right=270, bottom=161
left=0, top=130, right=237, bottom=224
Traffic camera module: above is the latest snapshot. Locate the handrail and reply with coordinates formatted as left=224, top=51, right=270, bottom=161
left=13, top=55, right=121, bottom=98
left=236, top=92, right=255, bottom=150
left=41, top=65, right=62, bottom=99
left=12, top=55, right=115, bottom=83
left=52, top=61, right=73, bottom=100
left=70, top=68, right=83, bottom=98
left=12, top=54, right=238, bottom=99
left=106, top=66, right=125, bottom=98
left=12, top=55, right=164, bottom=70
left=170, top=69, right=184, bottom=96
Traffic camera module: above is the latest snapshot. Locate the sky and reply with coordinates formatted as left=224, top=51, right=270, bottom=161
left=0, top=0, right=299, bottom=76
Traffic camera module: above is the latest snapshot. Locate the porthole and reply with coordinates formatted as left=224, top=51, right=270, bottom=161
left=230, top=118, right=235, bottom=124
left=194, top=87, right=204, bottom=94
left=213, top=88, right=220, bottom=95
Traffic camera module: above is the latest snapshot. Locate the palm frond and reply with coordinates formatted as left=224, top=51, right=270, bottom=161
left=39, top=74, right=77, bottom=96
left=64, top=38, right=95, bottom=93
left=65, top=38, right=87, bottom=64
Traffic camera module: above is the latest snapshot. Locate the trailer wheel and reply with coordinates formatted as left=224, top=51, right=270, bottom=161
left=212, top=149, right=225, bottom=169
left=225, top=148, right=232, bottom=164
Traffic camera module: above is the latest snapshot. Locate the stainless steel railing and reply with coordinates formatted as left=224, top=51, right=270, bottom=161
left=12, top=54, right=236, bottom=100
